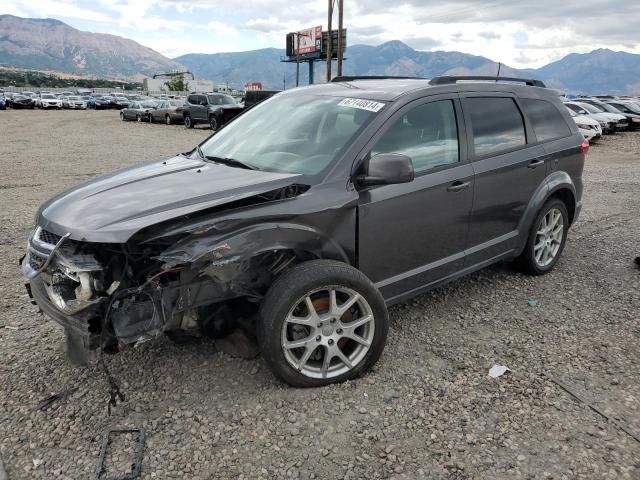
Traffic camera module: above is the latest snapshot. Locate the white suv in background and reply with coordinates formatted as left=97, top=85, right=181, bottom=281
left=564, top=101, right=626, bottom=133
left=38, top=93, right=62, bottom=109
left=567, top=108, right=602, bottom=142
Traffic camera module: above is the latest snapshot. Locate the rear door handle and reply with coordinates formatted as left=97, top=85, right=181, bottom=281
left=528, top=159, right=545, bottom=169
left=447, top=180, right=470, bottom=192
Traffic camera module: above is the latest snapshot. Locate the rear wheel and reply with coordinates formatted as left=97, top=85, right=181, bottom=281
left=184, top=114, right=193, bottom=128
left=165, top=114, right=172, bottom=125
left=517, top=198, right=569, bottom=275
left=136, top=114, right=142, bottom=122
left=259, top=260, right=389, bottom=387
left=120, top=111, right=125, bottom=121
left=148, top=113, right=154, bottom=123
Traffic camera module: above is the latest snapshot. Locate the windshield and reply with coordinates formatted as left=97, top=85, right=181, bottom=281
left=580, top=103, right=604, bottom=114
left=208, top=94, right=235, bottom=105
left=68, top=96, right=81, bottom=101
left=42, top=94, right=55, bottom=99
left=622, top=102, right=640, bottom=113
left=200, top=94, right=381, bottom=175
left=597, top=103, right=621, bottom=114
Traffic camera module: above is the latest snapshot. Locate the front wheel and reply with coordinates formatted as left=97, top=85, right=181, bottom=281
left=136, top=114, right=142, bottom=122
left=120, top=112, right=125, bottom=121
left=148, top=113, right=153, bottom=123
left=517, top=198, right=569, bottom=275
left=165, top=114, right=172, bottom=125
left=184, top=114, right=193, bottom=128
left=209, top=115, right=218, bottom=130
left=259, top=260, right=389, bottom=387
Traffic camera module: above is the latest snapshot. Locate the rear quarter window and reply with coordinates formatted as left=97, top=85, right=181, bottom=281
left=521, top=98, right=572, bottom=142
left=464, top=97, right=526, bottom=157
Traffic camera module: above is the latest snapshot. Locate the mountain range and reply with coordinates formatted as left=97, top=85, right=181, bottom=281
left=1, top=14, right=639, bottom=94
left=0, top=15, right=181, bottom=80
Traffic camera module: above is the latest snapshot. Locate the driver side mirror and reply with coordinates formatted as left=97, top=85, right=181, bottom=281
left=357, top=153, right=415, bottom=187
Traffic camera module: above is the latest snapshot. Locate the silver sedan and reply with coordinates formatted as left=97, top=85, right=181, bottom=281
left=148, top=100, right=185, bottom=125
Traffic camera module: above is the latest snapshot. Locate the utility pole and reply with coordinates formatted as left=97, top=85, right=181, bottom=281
left=337, top=0, right=344, bottom=77
left=326, top=0, right=333, bottom=82
left=327, top=0, right=344, bottom=81
left=295, top=33, right=300, bottom=87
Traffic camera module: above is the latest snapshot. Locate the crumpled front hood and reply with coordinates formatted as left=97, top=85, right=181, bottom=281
left=37, top=155, right=300, bottom=243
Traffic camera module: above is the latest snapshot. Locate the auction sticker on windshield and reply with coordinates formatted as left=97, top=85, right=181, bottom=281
left=338, top=98, right=386, bottom=112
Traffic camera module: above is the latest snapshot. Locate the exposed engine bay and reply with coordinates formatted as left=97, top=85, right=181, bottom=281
left=22, top=184, right=313, bottom=358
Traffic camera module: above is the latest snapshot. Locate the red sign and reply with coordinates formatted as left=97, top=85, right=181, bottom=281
left=293, top=26, right=322, bottom=55
left=244, top=82, right=262, bottom=91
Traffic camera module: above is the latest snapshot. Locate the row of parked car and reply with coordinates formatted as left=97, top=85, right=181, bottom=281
left=119, top=90, right=278, bottom=129
left=562, top=96, right=640, bottom=142
left=0, top=89, right=280, bottom=131
left=0, top=90, right=188, bottom=110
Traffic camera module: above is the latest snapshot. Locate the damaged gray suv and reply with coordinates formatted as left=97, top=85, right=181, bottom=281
left=22, top=76, right=586, bottom=387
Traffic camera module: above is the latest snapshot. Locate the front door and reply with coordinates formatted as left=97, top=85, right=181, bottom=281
left=357, top=96, right=474, bottom=302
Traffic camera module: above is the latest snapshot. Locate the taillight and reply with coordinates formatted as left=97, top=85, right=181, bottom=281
left=581, top=138, right=590, bottom=156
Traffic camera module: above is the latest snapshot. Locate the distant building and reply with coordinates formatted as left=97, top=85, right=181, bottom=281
left=245, top=82, right=263, bottom=91
left=142, top=77, right=215, bottom=92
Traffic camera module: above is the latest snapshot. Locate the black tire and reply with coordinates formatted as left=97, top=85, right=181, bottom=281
left=208, top=115, right=218, bottom=130
left=517, top=198, right=569, bottom=275
left=136, top=114, right=142, bottom=122
left=258, top=260, right=389, bottom=387
left=165, top=114, right=172, bottom=125
left=184, top=114, right=193, bottom=128
left=148, top=113, right=154, bottom=123
left=120, top=111, right=125, bottom=121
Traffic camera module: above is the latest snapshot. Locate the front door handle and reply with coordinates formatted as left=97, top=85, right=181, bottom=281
left=447, top=180, right=470, bottom=192
left=528, top=159, right=545, bottom=169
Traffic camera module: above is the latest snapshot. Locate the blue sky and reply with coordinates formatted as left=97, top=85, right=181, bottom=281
left=3, top=0, right=640, bottom=67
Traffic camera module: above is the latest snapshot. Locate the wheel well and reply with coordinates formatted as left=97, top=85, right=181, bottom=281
left=549, top=188, right=576, bottom=224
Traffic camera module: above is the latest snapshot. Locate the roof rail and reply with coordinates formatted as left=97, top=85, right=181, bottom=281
left=331, top=75, right=425, bottom=83
left=429, top=76, right=546, bottom=88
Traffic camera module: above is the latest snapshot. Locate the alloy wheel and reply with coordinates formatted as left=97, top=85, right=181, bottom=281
left=281, top=287, right=375, bottom=379
left=534, top=208, right=564, bottom=267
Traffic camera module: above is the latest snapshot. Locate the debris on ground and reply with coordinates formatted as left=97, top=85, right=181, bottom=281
left=488, top=365, right=510, bottom=378
left=527, top=299, right=539, bottom=306
left=35, top=387, right=78, bottom=411
left=544, top=373, right=640, bottom=444
left=95, top=428, right=145, bottom=480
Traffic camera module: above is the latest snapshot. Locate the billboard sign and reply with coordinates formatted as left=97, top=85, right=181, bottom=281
left=293, top=26, right=322, bottom=55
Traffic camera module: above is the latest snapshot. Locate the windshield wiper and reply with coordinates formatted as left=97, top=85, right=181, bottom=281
left=204, top=155, right=259, bottom=170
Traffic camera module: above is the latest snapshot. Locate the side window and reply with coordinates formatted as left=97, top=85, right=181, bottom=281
left=187, top=95, right=198, bottom=104
left=465, top=97, right=526, bottom=157
left=371, top=100, right=459, bottom=173
left=199, top=95, right=208, bottom=105
left=521, top=98, right=572, bottom=142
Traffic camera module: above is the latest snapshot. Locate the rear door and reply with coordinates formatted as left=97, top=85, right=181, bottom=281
left=357, top=95, right=474, bottom=301
left=462, top=94, right=548, bottom=266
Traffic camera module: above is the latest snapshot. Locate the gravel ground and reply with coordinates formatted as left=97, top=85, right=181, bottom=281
left=0, top=109, right=639, bottom=479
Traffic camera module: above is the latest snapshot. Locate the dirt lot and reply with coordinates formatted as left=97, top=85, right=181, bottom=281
left=0, top=109, right=638, bottom=479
